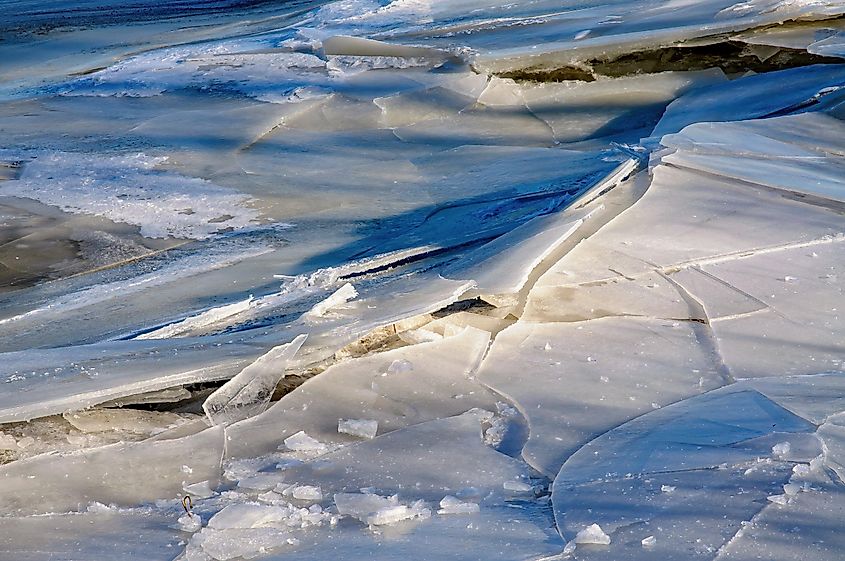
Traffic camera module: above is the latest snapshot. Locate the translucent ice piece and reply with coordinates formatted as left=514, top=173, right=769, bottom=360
left=203, top=334, right=307, bottom=426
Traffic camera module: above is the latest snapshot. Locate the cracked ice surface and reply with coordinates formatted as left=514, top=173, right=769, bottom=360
left=2, top=0, right=845, bottom=559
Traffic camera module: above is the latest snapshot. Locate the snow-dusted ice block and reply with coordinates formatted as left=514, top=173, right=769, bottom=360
left=225, top=327, right=495, bottom=458
left=0, top=426, right=224, bottom=515
left=203, top=334, right=307, bottom=426
left=279, top=409, right=532, bottom=502
left=477, top=317, right=724, bottom=477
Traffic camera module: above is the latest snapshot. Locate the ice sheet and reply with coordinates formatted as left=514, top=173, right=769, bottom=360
left=477, top=318, right=725, bottom=477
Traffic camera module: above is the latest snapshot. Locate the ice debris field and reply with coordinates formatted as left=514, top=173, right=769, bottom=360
left=0, top=0, right=844, bottom=559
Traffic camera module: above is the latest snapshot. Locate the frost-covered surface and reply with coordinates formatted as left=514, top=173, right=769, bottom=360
left=1, top=0, right=845, bottom=559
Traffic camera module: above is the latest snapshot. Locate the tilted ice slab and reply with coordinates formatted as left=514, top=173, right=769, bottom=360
left=203, top=334, right=308, bottom=427
left=0, top=150, right=259, bottom=240
left=660, top=113, right=845, bottom=204
left=224, top=327, right=496, bottom=458
left=650, top=64, right=845, bottom=139
left=477, top=317, right=725, bottom=477
left=732, top=17, right=845, bottom=59
left=552, top=375, right=845, bottom=561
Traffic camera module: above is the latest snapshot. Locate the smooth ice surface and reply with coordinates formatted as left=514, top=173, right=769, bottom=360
left=478, top=318, right=724, bottom=477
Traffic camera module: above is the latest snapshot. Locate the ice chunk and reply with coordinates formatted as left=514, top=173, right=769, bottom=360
left=338, top=419, right=378, bottom=440
left=203, top=334, right=306, bottom=426
left=291, top=485, right=323, bottom=502
left=136, top=297, right=255, bottom=340
left=306, top=283, right=358, bottom=318
left=503, top=480, right=533, bottom=493
left=0, top=432, right=18, bottom=450
left=368, top=500, right=431, bottom=526
left=642, top=535, right=656, bottom=547
left=207, top=504, right=289, bottom=530
left=438, top=496, right=480, bottom=515
left=771, top=441, right=792, bottom=458
left=283, top=431, right=328, bottom=454
left=386, top=359, right=414, bottom=374
left=574, top=523, right=611, bottom=545
left=177, top=513, right=203, bottom=533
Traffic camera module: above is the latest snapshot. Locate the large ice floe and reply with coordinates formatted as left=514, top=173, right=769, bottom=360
left=1, top=0, right=845, bottom=559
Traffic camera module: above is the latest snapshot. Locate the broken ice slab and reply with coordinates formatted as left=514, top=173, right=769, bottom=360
left=203, top=334, right=307, bottom=427
left=0, top=426, right=223, bottom=515
left=277, top=409, right=533, bottom=503
left=550, top=376, right=840, bottom=559
left=0, top=505, right=184, bottom=561
left=224, top=327, right=496, bottom=458
left=650, top=64, right=845, bottom=140
left=546, top=163, right=844, bottom=285
left=671, top=238, right=845, bottom=378
left=554, top=382, right=819, bottom=488
left=440, top=203, right=600, bottom=297
left=556, top=462, right=795, bottom=561
left=62, top=408, right=192, bottom=436
left=680, top=242, right=845, bottom=379
left=477, top=317, right=725, bottom=477
left=0, top=336, right=263, bottom=423
left=818, top=415, right=845, bottom=481
left=660, top=113, right=845, bottom=204
left=713, top=476, right=845, bottom=561
left=514, top=69, right=727, bottom=145
left=732, top=17, right=845, bottom=59
left=745, top=373, right=845, bottom=425
left=524, top=270, right=693, bottom=323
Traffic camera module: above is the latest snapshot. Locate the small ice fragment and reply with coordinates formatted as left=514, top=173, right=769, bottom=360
left=16, top=436, right=35, bottom=450
left=386, top=359, right=414, bottom=374
left=543, top=342, right=552, bottom=351
left=438, top=495, right=480, bottom=515
left=177, top=513, right=202, bottom=533
left=181, top=465, right=193, bottom=474
left=600, top=376, right=609, bottom=383
left=368, top=500, right=431, bottom=526
left=574, top=523, right=611, bottom=545
left=284, top=431, right=328, bottom=453
left=291, top=485, right=323, bottom=501
left=781, top=276, right=798, bottom=283
left=338, top=419, right=378, bottom=439
left=642, top=535, right=656, bottom=547
left=307, top=283, right=358, bottom=318
left=792, top=464, right=811, bottom=477
left=767, top=494, right=788, bottom=505
left=503, top=480, right=533, bottom=492
left=183, top=480, right=216, bottom=499
left=661, top=485, right=676, bottom=493
left=574, top=29, right=591, bottom=40
left=0, top=432, right=19, bottom=450
left=562, top=541, right=577, bottom=556
left=66, top=434, right=87, bottom=446
left=783, top=483, right=800, bottom=496
left=772, top=441, right=791, bottom=458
